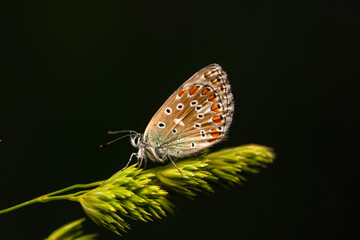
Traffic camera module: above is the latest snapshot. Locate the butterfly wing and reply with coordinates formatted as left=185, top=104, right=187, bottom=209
left=143, top=64, right=234, bottom=159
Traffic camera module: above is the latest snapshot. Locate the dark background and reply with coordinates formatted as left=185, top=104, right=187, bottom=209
left=1, top=1, right=359, bottom=239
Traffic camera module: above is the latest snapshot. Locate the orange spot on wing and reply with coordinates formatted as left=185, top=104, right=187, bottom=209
left=202, top=88, right=211, bottom=95
left=212, top=115, right=223, bottom=124
left=211, top=78, right=220, bottom=84
left=189, top=86, right=200, bottom=95
left=178, top=89, right=187, bottom=97
left=208, top=94, right=217, bottom=102
left=211, top=132, right=221, bottom=138
left=211, top=104, right=220, bottom=112
left=209, top=138, right=218, bottom=143
left=204, top=70, right=217, bottom=79
left=211, top=127, right=218, bottom=132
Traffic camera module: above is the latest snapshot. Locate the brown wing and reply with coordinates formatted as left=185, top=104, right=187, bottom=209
left=143, top=64, right=234, bottom=158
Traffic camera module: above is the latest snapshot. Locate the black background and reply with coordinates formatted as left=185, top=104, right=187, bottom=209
left=1, top=1, right=359, bottom=239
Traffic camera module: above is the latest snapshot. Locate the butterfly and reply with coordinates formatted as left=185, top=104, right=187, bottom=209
left=101, top=64, right=234, bottom=175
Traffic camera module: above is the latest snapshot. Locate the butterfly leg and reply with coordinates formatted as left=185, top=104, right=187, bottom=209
left=167, top=155, right=183, bottom=177
left=137, top=156, right=145, bottom=169
left=144, top=156, right=148, bottom=169
left=122, top=152, right=137, bottom=170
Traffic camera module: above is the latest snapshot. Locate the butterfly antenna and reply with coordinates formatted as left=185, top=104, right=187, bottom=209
left=107, top=130, right=138, bottom=135
left=99, top=133, right=134, bottom=148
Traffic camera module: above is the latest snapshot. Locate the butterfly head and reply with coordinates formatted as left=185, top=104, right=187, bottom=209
left=130, top=133, right=144, bottom=148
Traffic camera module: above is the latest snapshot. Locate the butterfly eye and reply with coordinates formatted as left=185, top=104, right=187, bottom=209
left=131, top=135, right=141, bottom=146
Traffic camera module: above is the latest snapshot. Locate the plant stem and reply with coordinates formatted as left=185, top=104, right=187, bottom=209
left=0, top=194, right=73, bottom=214
left=0, top=181, right=103, bottom=215
left=45, top=181, right=103, bottom=196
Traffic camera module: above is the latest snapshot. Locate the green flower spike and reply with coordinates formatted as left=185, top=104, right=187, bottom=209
left=0, top=144, right=274, bottom=237
left=150, top=144, right=274, bottom=196
left=205, top=144, right=275, bottom=186
left=45, top=218, right=97, bottom=240
left=78, top=166, right=173, bottom=235
left=150, top=157, right=216, bottom=198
